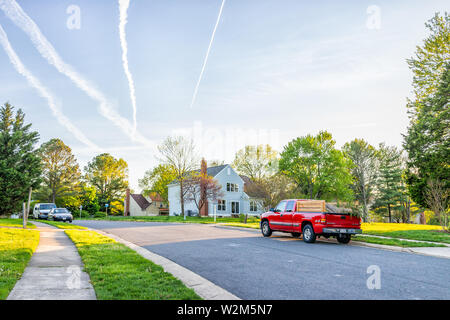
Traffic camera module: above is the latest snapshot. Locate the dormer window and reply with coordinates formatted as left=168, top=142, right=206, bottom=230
left=226, top=183, right=239, bottom=192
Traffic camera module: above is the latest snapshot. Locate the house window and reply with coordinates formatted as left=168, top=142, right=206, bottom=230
left=226, top=183, right=239, bottom=192
left=231, top=201, right=240, bottom=214
left=250, top=200, right=258, bottom=212
left=217, top=200, right=226, bottom=211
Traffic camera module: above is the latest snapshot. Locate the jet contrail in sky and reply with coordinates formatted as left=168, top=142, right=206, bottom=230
left=0, top=0, right=155, bottom=150
left=189, top=0, right=226, bottom=109
left=119, top=0, right=138, bottom=134
left=0, top=24, right=100, bottom=150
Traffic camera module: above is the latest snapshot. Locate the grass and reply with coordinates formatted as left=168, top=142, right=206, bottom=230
left=363, top=230, right=450, bottom=244
left=352, top=235, right=446, bottom=247
left=37, top=220, right=87, bottom=229
left=0, top=218, right=36, bottom=229
left=81, top=214, right=261, bottom=224
left=0, top=228, right=40, bottom=299
left=222, top=222, right=259, bottom=229
left=361, top=222, right=442, bottom=232
left=361, top=222, right=449, bottom=244
left=65, top=230, right=201, bottom=300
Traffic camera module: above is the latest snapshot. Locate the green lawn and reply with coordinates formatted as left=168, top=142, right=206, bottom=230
left=352, top=235, right=446, bottom=247
left=65, top=230, right=201, bottom=300
left=0, top=218, right=35, bottom=229
left=37, top=220, right=87, bottom=229
left=0, top=228, right=40, bottom=299
left=81, top=215, right=261, bottom=224
left=364, top=230, right=450, bottom=244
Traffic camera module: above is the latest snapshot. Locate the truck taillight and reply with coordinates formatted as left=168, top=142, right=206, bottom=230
left=320, top=215, right=326, bottom=224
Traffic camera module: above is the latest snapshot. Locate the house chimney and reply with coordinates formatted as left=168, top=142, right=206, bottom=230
left=200, top=159, right=208, bottom=217
left=124, top=188, right=130, bottom=216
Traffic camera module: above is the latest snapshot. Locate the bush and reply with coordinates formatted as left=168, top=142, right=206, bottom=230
left=76, top=210, right=91, bottom=219
left=94, top=211, right=107, bottom=218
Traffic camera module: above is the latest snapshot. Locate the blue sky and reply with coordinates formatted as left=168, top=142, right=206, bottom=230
left=0, top=0, right=448, bottom=190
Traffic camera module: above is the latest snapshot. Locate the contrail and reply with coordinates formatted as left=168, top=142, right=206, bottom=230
left=189, top=0, right=226, bottom=109
left=0, top=24, right=100, bottom=150
left=0, top=0, right=155, bottom=149
left=119, top=0, right=137, bottom=134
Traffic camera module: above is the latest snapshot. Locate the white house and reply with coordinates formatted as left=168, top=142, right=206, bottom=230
left=167, top=164, right=265, bottom=216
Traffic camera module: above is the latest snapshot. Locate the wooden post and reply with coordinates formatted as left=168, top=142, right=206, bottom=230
left=26, top=187, right=32, bottom=219
left=22, top=202, right=27, bottom=229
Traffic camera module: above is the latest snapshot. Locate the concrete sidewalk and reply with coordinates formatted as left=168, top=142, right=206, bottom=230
left=7, top=222, right=96, bottom=300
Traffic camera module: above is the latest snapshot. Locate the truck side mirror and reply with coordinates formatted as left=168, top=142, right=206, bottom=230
left=269, top=208, right=275, bottom=212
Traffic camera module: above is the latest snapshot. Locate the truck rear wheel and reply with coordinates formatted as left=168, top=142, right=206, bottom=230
left=337, top=234, right=351, bottom=244
left=261, top=221, right=272, bottom=237
left=302, top=224, right=316, bottom=243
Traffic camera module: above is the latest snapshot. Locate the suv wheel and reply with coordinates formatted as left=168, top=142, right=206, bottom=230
left=302, top=224, right=316, bottom=243
left=261, top=221, right=272, bottom=237
left=337, top=234, right=351, bottom=244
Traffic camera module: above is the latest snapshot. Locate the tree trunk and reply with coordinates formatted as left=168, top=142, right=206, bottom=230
left=180, top=180, right=185, bottom=216
left=388, top=204, right=392, bottom=223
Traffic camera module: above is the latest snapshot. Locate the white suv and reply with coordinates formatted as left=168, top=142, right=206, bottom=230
left=33, top=203, right=57, bottom=219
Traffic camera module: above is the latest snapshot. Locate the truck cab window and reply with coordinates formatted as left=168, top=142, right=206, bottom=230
left=285, top=201, right=295, bottom=212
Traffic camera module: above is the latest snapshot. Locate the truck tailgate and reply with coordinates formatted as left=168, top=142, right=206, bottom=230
left=325, top=213, right=360, bottom=228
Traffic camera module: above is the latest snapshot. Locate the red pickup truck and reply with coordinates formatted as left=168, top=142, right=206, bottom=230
left=260, top=199, right=362, bottom=244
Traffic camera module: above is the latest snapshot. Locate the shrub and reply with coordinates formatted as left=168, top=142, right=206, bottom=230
left=77, top=210, right=91, bottom=218
left=94, top=211, right=107, bottom=218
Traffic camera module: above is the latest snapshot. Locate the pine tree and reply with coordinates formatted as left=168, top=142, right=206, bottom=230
left=0, top=102, right=41, bottom=215
left=373, top=144, right=406, bottom=223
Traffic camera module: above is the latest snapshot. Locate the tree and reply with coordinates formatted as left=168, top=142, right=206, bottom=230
left=232, top=145, right=278, bottom=182
left=406, top=12, right=450, bottom=107
left=184, top=160, right=223, bottom=216
left=279, top=131, right=353, bottom=201
left=36, top=138, right=81, bottom=204
left=343, top=139, right=379, bottom=222
left=424, top=179, right=449, bottom=230
left=404, top=64, right=450, bottom=207
left=85, top=153, right=129, bottom=207
left=138, top=164, right=176, bottom=204
left=372, top=144, right=406, bottom=223
left=157, top=136, right=198, bottom=216
left=77, top=183, right=100, bottom=214
left=256, top=174, right=298, bottom=209
left=0, top=103, right=41, bottom=215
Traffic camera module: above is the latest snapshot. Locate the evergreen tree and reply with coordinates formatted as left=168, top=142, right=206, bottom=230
left=373, top=144, right=406, bottom=223
left=0, top=102, right=41, bottom=215
left=404, top=65, right=450, bottom=207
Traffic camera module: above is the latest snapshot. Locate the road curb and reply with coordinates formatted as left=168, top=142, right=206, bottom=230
left=93, top=229, right=240, bottom=300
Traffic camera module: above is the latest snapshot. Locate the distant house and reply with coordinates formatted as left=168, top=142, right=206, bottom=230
left=168, top=164, right=264, bottom=217
left=125, top=191, right=168, bottom=216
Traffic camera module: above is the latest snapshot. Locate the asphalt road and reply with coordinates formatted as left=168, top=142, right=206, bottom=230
left=74, top=220, right=450, bottom=300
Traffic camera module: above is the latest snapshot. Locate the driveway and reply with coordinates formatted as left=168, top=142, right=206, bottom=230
left=74, top=220, right=450, bottom=300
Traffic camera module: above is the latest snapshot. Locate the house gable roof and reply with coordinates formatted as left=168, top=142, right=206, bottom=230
left=131, top=194, right=151, bottom=210
left=168, top=164, right=229, bottom=185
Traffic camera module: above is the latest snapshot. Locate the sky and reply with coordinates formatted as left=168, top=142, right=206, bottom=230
left=0, top=0, right=448, bottom=191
